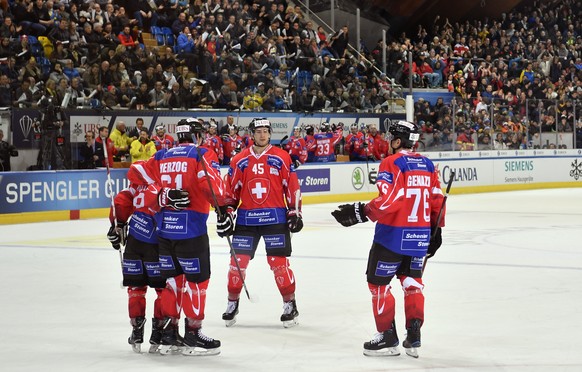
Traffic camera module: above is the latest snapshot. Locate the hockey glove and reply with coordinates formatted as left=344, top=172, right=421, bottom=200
left=331, top=202, right=368, bottom=227
left=293, top=159, right=301, bottom=169
left=287, top=209, right=303, bottom=233
left=107, top=223, right=127, bottom=250
left=427, top=227, right=442, bottom=258
left=216, top=205, right=235, bottom=237
left=159, top=188, right=190, bottom=210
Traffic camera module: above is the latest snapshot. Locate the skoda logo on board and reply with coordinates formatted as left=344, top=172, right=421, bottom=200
left=352, top=167, right=365, bottom=190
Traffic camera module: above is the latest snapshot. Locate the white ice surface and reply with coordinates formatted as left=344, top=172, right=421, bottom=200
left=1, top=188, right=581, bottom=371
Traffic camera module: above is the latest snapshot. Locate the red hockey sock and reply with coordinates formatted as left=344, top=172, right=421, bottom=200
left=153, top=288, right=163, bottom=320
left=161, top=274, right=186, bottom=319
left=128, top=286, right=147, bottom=318
left=399, top=276, right=425, bottom=327
left=227, top=254, right=251, bottom=300
left=268, top=256, right=296, bottom=302
left=182, top=279, right=209, bottom=326
left=368, top=283, right=395, bottom=332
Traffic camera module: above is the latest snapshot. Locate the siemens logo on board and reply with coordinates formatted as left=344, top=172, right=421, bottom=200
left=505, top=160, right=534, bottom=172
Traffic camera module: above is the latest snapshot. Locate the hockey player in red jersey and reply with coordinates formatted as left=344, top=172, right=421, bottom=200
left=366, top=124, right=384, bottom=160
left=221, top=124, right=244, bottom=166
left=220, top=118, right=303, bottom=328
left=313, top=122, right=343, bottom=162
left=284, top=126, right=307, bottom=167
left=106, top=163, right=189, bottom=354
left=345, top=123, right=367, bottom=161
left=204, top=119, right=224, bottom=163
left=332, top=120, right=445, bottom=358
left=129, top=118, right=232, bottom=356
left=152, top=124, right=176, bottom=151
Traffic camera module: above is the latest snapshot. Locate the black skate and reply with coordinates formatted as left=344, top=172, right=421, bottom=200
left=157, top=317, right=183, bottom=355
left=222, top=299, right=239, bottom=327
left=403, top=319, right=422, bottom=358
left=128, top=317, right=146, bottom=353
left=280, top=300, right=299, bottom=328
left=182, top=325, right=221, bottom=356
left=363, top=328, right=400, bottom=357
left=148, top=318, right=164, bottom=354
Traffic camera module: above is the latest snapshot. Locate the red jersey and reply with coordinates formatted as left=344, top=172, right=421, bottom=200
left=222, top=134, right=244, bottom=160
left=313, top=129, right=342, bottom=162
left=305, top=134, right=316, bottom=161
left=364, top=150, right=444, bottom=256
left=345, top=132, right=365, bottom=157
left=227, top=144, right=301, bottom=226
left=109, top=183, right=161, bottom=244
left=204, top=134, right=224, bottom=161
left=284, top=136, right=307, bottom=164
left=367, top=133, right=383, bottom=160
left=132, top=144, right=228, bottom=239
left=152, top=134, right=176, bottom=151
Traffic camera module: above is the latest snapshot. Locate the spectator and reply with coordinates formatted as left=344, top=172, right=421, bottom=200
left=129, top=129, right=156, bottom=163
left=79, top=131, right=104, bottom=169
left=109, top=121, right=132, bottom=160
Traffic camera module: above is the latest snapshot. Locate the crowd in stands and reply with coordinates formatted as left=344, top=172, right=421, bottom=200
left=387, top=0, right=582, bottom=149
left=0, top=0, right=580, bottom=157
left=0, top=0, right=399, bottom=113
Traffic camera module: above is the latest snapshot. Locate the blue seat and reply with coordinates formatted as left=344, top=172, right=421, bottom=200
left=150, top=26, right=164, bottom=45
left=37, top=56, right=52, bottom=77
left=161, top=27, right=175, bottom=46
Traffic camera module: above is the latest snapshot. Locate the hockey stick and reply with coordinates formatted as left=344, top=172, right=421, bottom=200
left=102, top=136, right=125, bottom=280
left=198, top=148, right=257, bottom=303
left=423, top=169, right=455, bottom=273
left=278, top=135, right=289, bottom=148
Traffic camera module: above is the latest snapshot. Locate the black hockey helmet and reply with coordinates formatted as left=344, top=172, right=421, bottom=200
left=320, top=122, right=331, bottom=132
left=176, top=117, right=205, bottom=142
left=388, top=120, right=420, bottom=148
left=249, top=118, right=272, bottom=134
left=305, top=125, right=314, bottom=135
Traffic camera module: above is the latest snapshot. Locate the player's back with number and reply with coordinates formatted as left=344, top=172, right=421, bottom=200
left=144, top=144, right=224, bottom=239
left=370, top=151, right=443, bottom=255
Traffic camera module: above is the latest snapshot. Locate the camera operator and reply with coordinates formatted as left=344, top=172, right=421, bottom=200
left=36, top=95, right=67, bottom=170
left=0, top=129, right=18, bottom=172
left=79, top=131, right=104, bottom=169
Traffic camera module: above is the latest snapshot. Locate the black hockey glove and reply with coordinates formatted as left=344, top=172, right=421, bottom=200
left=331, top=202, right=368, bottom=227
left=427, top=227, right=442, bottom=258
left=293, top=159, right=301, bottom=169
left=159, top=188, right=190, bottom=210
left=216, top=205, right=235, bottom=237
left=287, top=209, right=303, bottom=233
left=107, top=223, right=127, bottom=250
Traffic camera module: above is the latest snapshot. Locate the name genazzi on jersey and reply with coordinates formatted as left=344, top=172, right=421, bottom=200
left=407, top=175, right=431, bottom=187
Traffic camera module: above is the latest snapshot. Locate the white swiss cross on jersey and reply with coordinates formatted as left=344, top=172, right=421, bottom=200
left=248, top=178, right=271, bottom=205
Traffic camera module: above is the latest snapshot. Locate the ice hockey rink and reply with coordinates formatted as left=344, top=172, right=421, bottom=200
left=1, top=188, right=581, bottom=372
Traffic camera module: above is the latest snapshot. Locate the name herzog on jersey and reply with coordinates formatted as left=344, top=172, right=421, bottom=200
left=140, top=144, right=226, bottom=240
left=366, top=151, right=444, bottom=256
left=228, top=145, right=301, bottom=226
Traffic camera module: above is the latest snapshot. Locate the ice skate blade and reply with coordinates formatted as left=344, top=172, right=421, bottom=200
left=181, top=346, right=221, bottom=356
left=157, top=344, right=182, bottom=355
left=224, top=318, right=237, bottom=327
left=282, top=318, right=299, bottom=328
left=363, top=347, right=400, bottom=357
left=405, top=347, right=419, bottom=358
left=131, top=343, right=142, bottom=353
left=148, top=344, right=160, bottom=354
